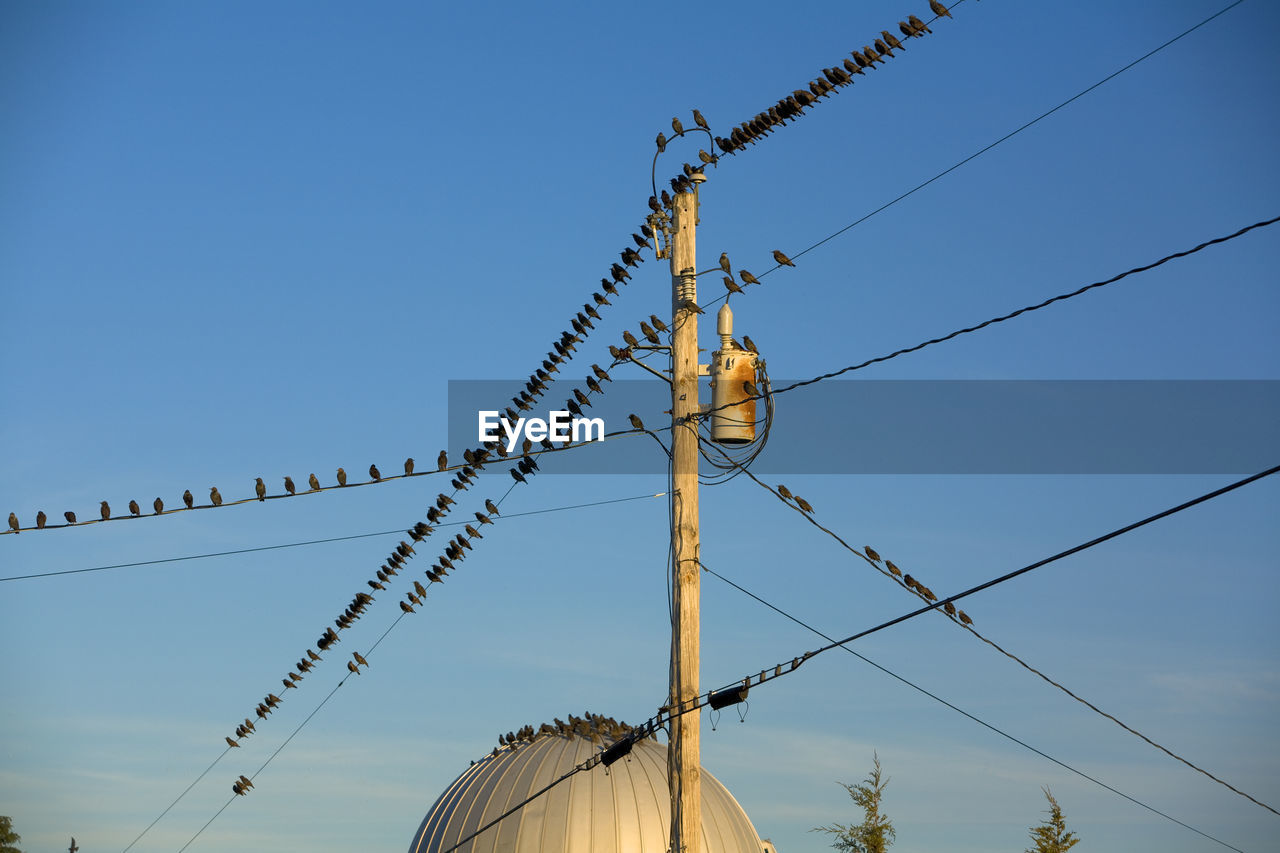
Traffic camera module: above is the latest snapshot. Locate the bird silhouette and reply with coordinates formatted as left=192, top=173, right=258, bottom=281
left=510, top=468, right=527, bottom=485
left=772, top=249, right=795, bottom=267
left=100, top=501, right=111, bottom=520
left=7, top=513, right=17, bottom=533
left=908, top=14, right=931, bottom=34
left=308, top=473, right=320, bottom=491
left=37, top=510, right=48, bottom=528
left=404, top=457, right=415, bottom=475
left=742, top=380, right=759, bottom=396
left=336, top=467, right=347, bottom=486
left=129, top=500, right=140, bottom=516
left=70, top=838, right=79, bottom=853
left=210, top=487, right=222, bottom=506
left=881, top=30, right=905, bottom=52
left=255, top=478, right=266, bottom=501
left=369, top=464, right=381, bottom=481
left=64, top=510, right=77, bottom=524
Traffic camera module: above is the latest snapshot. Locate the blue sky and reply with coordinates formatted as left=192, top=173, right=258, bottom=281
left=2, top=1, right=1277, bottom=852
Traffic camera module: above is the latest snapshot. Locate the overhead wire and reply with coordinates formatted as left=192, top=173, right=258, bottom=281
left=433, top=466, right=1274, bottom=853
left=1, top=491, right=667, bottom=583
left=694, top=559, right=1247, bottom=853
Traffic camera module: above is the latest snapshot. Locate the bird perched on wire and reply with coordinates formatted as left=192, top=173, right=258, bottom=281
left=369, top=464, right=381, bottom=481
left=64, top=510, right=77, bottom=524
left=37, top=510, right=48, bottom=528
left=777, top=484, right=793, bottom=500
left=437, top=450, right=448, bottom=471
left=99, top=501, right=111, bottom=520
left=772, top=249, right=795, bottom=267
left=930, top=0, right=951, bottom=18
left=719, top=253, right=732, bottom=275
left=885, top=560, right=902, bottom=578
left=693, top=109, right=710, bottom=131
left=210, top=487, right=222, bottom=506
left=255, top=478, right=266, bottom=501
left=655, top=132, right=667, bottom=153
left=308, top=473, right=320, bottom=491
left=7, top=513, right=17, bottom=533
left=129, top=500, right=140, bottom=517
left=908, top=14, right=931, bottom=34
left=336, top=467, right=347, bottom=486
left=283, top=476, right=295, bottom=496
left=742, top=380, right=759, bottom=397
left=404, top=457, right=415, bottom=475
left=865, top=546, right=881, bottom=562
left=724, top=276, right=743, bottom=295
left=629, top=414, right=645, bottom=431
left=485, top=498, right=500, bottom=516
left=795, top=496, right=814, bottom=513
left=881, top=30, right=905, bottom=52
left=739, top=269, right=760, bottom=286
left=671, top=116, right=684, bottom=136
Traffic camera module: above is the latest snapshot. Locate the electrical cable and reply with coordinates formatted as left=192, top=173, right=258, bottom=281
left=695, top=559, right=1248, bottom=853
left=1, top=491, right=666, bottom=583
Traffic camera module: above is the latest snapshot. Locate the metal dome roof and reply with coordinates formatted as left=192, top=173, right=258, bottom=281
left=408, top=728, right=765, bottom=853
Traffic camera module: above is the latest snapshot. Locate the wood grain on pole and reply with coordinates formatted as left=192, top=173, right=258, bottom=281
left=668, top=187, right=701, bottom=853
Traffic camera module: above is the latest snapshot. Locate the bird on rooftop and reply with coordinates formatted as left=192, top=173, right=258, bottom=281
left=336, top=467, right=347, bottom=486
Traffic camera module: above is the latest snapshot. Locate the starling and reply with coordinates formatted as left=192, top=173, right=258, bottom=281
left=593, top=364, right=611, bottom=382
left=226, top=736, right=240, bottom=748
left=739, top=269, right=760, bottom=286
left=958, top=610, right=973, bottom=625
left=903, top=574, right=918, bottom=590
left=671, top=116, right=684, bottom=136
left=233, top=781, right=246, bottom=796
left=210, top=487, right=222, bottom=506
left=742, top=335, right=758, bottom=354
left=7, top=512, right=17, bottom=533
left=353, top=651, right=368, bottom=667
left=656, top=131, right=667, bottom=152
left=874, top=38, right=894, bottom=58
left=777, top=484, right=793, bottom=500
left=908, top=14, right=931, bottom=34
left=400, top=600, right=415, bottom=614
left=899, top=20, right=917, bottom=39
left=724, top=276, right=743, bottom=295
left=719, top=253, right=732, bottom=274
left=622, top=330, right=639, bottom=348
left=100, top=501, right=111, bottom=520
left=255, top=478, right=266, bottom=501
left=308, top=473, right=320, bottom=491
left=943, top=601, right=957, bottom=617
left=129, top=500, right=140, bottom=516
left=772, top=249, right=795, bottom=267
left=348, top=661, right=361, bottom=675
left=795, top=496, right=814, bottom=513
left=640, top=321, right=660, bottom=344
left=929, top=0, right=951, bottom=18
left=628, top=413, right=644, bottom=431
left=284, top=476, right=295, bottom=495
left=885, top=560, right=902, bottom=578
left=437, top=450, right=448, bottom=471
left=369, top=464, right=381, bottom=481
left=37, top=510, right=48, bottom=528
left=239, top=775, right=254, bottom=790
left=586, top=376, right=602, bottom=394
left=742, top=380, right=759, bottom=396
left=485, top=498, right=500, bottom=516
left=336, top=467, right=347, bottom=486
left=693, top=108, right=709, bottom=131
left=650, top=314, right=668, bottom=333
left=308, top=648, right=322, bottom=661
left=697, top=149, right=716, bottom=165
left=64, top=510, right=77, bottom=524
left=511, top=468, right=527, bottom=484
left=865, top=546, right=881, bottom=562
left=881, top=30, right=905, bottom=52
left=404, top=457, right=415, bottom=475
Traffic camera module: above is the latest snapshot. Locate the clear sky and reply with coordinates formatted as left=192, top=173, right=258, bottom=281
left=2, top=2, right=1277, bottom=852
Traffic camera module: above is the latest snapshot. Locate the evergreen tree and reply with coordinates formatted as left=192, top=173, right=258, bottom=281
left=812, top=753, right=896, bottom=853
left=1026, top=787, right=1079, bottom=853
left=0, top=816, right=22, bottom=853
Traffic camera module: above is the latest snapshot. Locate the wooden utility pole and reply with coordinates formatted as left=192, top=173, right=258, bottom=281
left=668, top=179, right=702, bottom=853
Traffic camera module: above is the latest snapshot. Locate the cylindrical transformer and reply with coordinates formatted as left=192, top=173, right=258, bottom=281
left=710, top=304, right=758, bottom=444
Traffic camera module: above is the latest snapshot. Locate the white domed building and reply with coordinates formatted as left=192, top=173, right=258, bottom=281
left=408, top=715, right=774, bottom=853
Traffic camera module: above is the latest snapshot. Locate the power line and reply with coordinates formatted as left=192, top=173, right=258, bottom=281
left=695, top=213, right=1280, bottom=424
left=702, top=430, right=1280, bottom=816
left=1, top=491, right=665, bottom=583
left=694, top=559, right=1247, bottom=853
left=430, top=467, right=1274, bottom=853
left=697, top=0, right=1250, bottom=305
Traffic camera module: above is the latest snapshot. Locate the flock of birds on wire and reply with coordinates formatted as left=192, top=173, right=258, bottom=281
left=4, top=1, right=963, bottom=806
